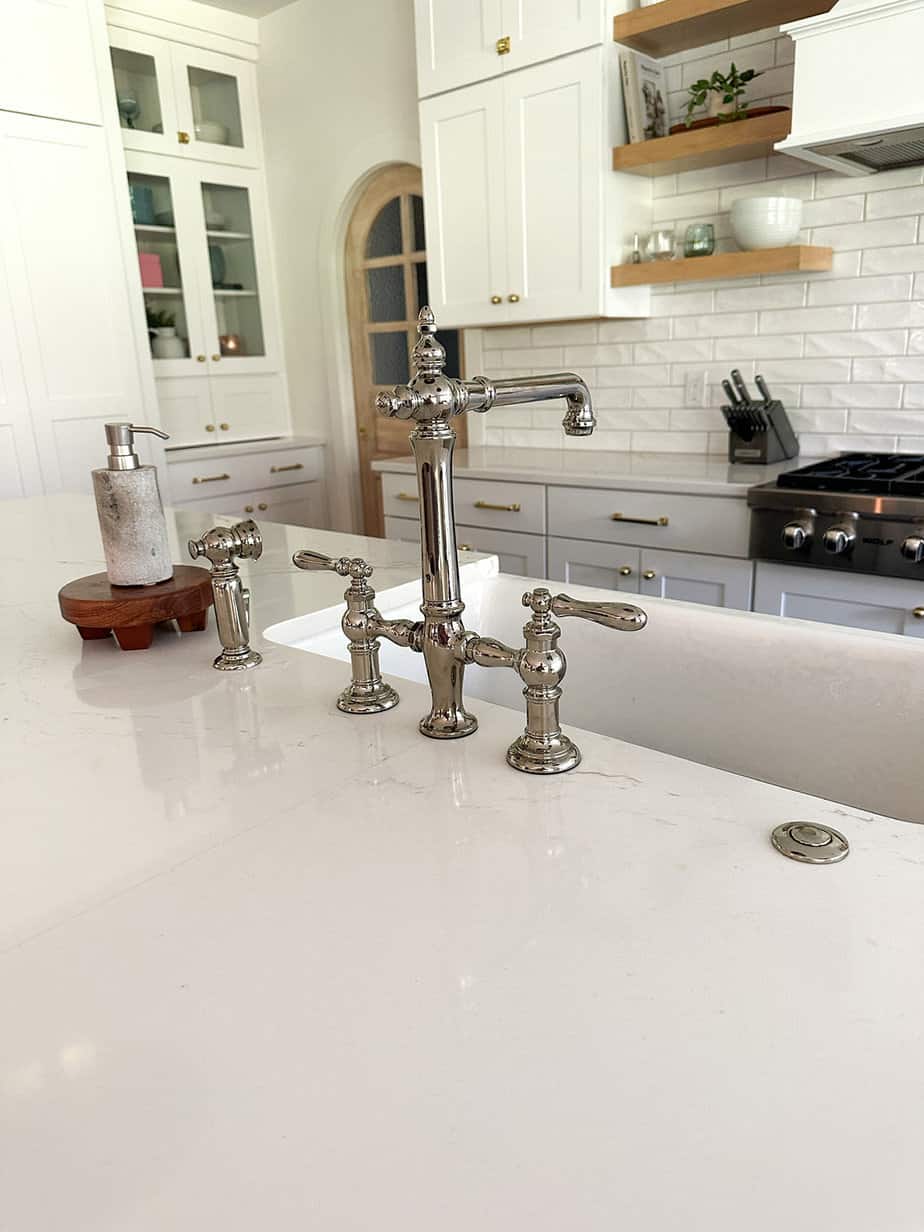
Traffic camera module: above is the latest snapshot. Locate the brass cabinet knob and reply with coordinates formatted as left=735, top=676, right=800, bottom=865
left=358, top=425, right=368, bottom=437
left=619, top=566, right=633, bottom=577
left=458, top=544, right=474, bottom=552
left=211, top=353, right=221, bottom=362
left=913, top=607, right=924, bottom=619
left=177, top=130, right=190, bottom=144
left=196, top=354, right=206, bottom=362
left=496, top=35, right=511, bottom=55
left=244, top=505, right=254, bottom=513
left=258, top=502, right=268, bottom=511
left=643, top=570, right=656, bottom=580
left=490, top=295, right=502, bottom=305
left=219, top=422, right=229, bottom=431
left=205, top=424, right=216, bottom=432
left=508, top=293, right=520, bottom=303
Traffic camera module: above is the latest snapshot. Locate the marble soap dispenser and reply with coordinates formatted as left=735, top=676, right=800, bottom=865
left=92, top=422, right=172, bottom=586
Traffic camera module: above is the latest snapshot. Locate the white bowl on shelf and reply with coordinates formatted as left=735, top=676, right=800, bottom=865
left=195, top=120, right=229, bottom=145
left=730, top=196, right=803, bottom=250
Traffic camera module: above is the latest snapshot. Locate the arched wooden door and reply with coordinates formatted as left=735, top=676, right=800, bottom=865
left=345, top=164, right=464, bottom=537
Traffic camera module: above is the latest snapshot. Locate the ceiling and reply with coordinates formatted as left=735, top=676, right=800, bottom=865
left=192, top=0, right=296, bottom=16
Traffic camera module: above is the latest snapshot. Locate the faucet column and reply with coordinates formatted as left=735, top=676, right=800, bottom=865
left=412, top=420, right=477, bottom=739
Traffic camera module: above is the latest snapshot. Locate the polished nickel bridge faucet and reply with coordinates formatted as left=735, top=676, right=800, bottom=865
left=294, top=307, right=647, bottom=773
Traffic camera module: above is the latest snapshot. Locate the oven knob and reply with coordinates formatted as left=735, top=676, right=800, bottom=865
left=823, top=525, right=857, bottom=555
left=782, top=521, right=811, bottom=550
left=902, top=534, right=924, bottom=563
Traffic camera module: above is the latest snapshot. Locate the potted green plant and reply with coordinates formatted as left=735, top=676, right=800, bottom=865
left=685, top=63, right=763, bottom=127
left=145, top=307, right=185, bottom=360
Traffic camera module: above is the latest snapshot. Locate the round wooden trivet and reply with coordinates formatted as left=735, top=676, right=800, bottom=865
left=58, top=566, right=214, bottom=651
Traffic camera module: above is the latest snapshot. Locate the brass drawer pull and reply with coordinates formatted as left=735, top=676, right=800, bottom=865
left=475, top=499, right=521, bottom=513
left=192, top=472, right=230, bottom=485
left=619, top=566, right=633, bottom=577
left=913, top=607, right=924, bottom=619
left=643, top=570, right=657, bottom=581
left=496, top=35, right=511, bottom=54
left=270, top=462, right=304, bottom=474
left=395, top=491, right=419, bottom=502
left=177, top=130, right=190, bottom=144
left=459, top=544, right=474, bottom=552
left=244, top=505, right=254, bottom=513
left=611, top=512, right=669, bottom=527
left=258, top=502, right=268, bottom=511
left=490, top=295, right=502, bottom=305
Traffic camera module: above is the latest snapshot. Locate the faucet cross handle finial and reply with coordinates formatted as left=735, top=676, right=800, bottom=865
left=412, top=305, right=446, bottom=378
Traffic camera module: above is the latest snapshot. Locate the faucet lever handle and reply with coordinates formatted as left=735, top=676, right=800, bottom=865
left=293, top=549, right=372, bottom=581
left=550, top=592, right=647, bottom=633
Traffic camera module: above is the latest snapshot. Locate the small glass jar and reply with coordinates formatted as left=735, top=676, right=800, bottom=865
left=645, top=229, right=676, bottom=262
left=684, top=222, right=716, bottom=258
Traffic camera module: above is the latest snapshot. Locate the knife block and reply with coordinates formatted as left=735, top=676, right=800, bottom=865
left=722, top=399, right=800, bottom=465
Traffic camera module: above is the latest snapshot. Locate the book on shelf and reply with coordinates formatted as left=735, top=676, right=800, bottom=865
left=619, top=50, right=669, bottom=145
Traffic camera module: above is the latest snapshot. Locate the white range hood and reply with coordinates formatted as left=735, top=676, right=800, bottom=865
left=776, top=0, right=924, bottom=175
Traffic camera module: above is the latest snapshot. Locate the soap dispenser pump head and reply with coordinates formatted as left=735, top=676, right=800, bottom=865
left=104, top=422, right=169, bottom=470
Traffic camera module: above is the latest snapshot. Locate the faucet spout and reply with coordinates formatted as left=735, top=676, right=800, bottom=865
left=490, top=374, right=595, bottom=436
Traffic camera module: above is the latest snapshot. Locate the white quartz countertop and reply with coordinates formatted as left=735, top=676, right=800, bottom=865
left=3, top=494, right=923, bottom=1231
left=373, top=447, right=814, bottom=497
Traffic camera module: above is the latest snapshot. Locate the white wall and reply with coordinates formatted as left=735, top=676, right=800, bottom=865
left=470, top=26, right=924, bottom=458
left=258, top=0, right=421, bottom=531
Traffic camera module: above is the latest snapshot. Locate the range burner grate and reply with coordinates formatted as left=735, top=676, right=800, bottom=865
left=777, top=452, right=924, bottom=496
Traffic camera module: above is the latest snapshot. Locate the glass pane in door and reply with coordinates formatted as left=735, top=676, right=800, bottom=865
left=187, top=66, right=244, bottom=149
left=201, top=182, right=264, bottom=358
left=128, top=172, right=191, bottom=361
left=367, top=266, right=406, bottom=323
left=110, top=47, right=164, bottom=135
left=366, top=198, right=402, bottom=258
left=371, top=332, right=409, bottom=385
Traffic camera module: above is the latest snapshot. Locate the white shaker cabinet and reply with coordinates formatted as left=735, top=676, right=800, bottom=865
left=0, top=0, right=101, bottom=125
left=414, top=0, right=603, bottom=97
left=547, top=538, right=753, bottom=608
left=638, top=548, right=753, bottom=610
left=420, top=48, right=648, bottom=328
left=0, top=111, right=150, bottom=493
left=0, top=242, right=41, bottom=498
left=754, top=563, right=924, bottom=638
left=107, top=26, right=261, bottom=168
left=419, top=79, right=508, bottom=327
left=414, top=0, right=504, bottom=97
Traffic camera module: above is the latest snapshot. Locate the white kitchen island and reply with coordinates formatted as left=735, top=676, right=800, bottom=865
left=3, top=494, right=923, bottom=1232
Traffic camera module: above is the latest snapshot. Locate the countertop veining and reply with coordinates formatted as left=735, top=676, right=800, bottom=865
left=2, top=493, right=922, bottom=1232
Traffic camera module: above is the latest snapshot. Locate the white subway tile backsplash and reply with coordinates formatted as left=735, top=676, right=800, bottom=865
left=861, top=245, right=924, bottom=276
left=804, top=330, right=906, bottom=357
left=812, top=218, right=918, bottom=252
left=853, top=357, right=924, bottom=383
left=760, top=305, right=855, bottom=334
left=808, top=276, right=914, bottom=306
left=634, top=339, right=713, bottom=363
left=859, top=301, right=924, bottom=330
left=673, top=312, right=758, bottom=338
left=714, top=334, right=804, bottom=360
left=471, top=30, right=924, bottom=457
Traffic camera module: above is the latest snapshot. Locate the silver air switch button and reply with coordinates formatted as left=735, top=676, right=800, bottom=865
left=771, top=822, right=849, bottom=865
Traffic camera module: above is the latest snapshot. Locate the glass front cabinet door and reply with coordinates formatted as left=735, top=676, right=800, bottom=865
left=109, top=30, right=260, bottom=168
left=125, top=155, right=281, bottom=383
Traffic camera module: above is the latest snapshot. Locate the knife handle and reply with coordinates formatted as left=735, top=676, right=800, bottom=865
left=730, top=368, right=753, bottom=404
left=755, top=374, right=772, bottom=405
left=722, top=378, right=741, bottom=407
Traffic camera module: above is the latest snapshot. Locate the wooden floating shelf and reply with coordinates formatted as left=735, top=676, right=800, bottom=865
left=613, top=110, right=791, bottom=177
left=613, top=0, right=837, bottom=58
left=610, top=246, right=833, bottom=288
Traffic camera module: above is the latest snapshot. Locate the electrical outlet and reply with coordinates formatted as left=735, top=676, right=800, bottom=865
left=684, top=371, right=708, bottom=408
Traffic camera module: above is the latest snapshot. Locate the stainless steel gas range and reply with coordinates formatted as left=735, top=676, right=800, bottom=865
left=748, top=454, right=924, bottom=581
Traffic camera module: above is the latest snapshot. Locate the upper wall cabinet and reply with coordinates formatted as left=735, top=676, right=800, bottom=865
left=414, top=0, right=604, bottom=97
left=420, top=47, right=650, bottom=327
left=0, top=0, right=101, bottom=125
left=108, top=29, right=261, bottom=168
left=0, top=111, right=151, bottom=493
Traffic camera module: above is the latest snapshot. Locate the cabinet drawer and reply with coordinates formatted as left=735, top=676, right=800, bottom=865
left=381, top=472, right=422, bottom=521
left=455, top=524, right=546, bottom=578
left=547, top=485, right=748, bottom=557
left=381, top=472, right=545, bottom=534
left=168, top=445, right=323, bottom=502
